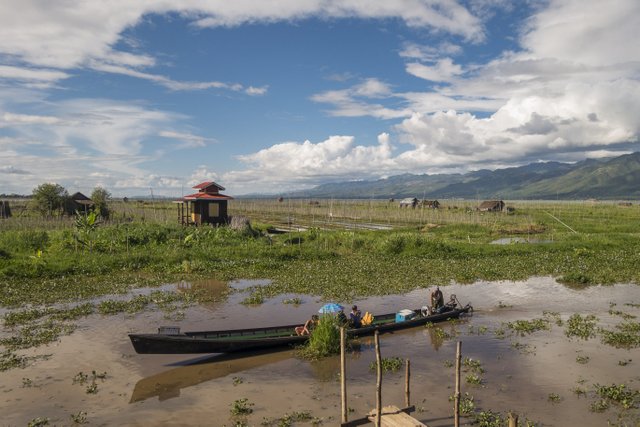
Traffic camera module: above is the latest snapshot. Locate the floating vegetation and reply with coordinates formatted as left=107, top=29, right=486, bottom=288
left=547, top=393, right=562, bottom=403
left=70, top=411, right=88, bottom=424
left=576, top=355, right=590, bottom=364
left=497, top=301, right=511, bottom=309
left=564, top=314, right=598, bottom=340
left=232, top=376, right=244, bottom=386
left=599, top=320, right=640, bottom=348
left=618, top=359, right=632, bottom=366
left=467, top=325, right=488, bottom=335
left=593, top=383, right=640, bottom=410
left=27, top=417, right=50, bottom=427
left=0, top=320, right=75, bottom=350
left=297, top=315, right=341, bottom=360
left=466, top=373, right=482, bottom=385
left=511, top=342, right=536, bottom=354
left=369, top=357, right=403, bottom=373
left=0, top=350, right=29, bottom=371
left=449, top=392, right=475, bottom=416
left=506, top=318, right=550, bottom=336
left=463, top=357, right=485, bottom=374
left=572, top=386, right=588, bottom=397
left=609, top=309, right=637, bottom=320
left=241, top=291, right=265, bottom=305
left=230, top=398, right=254, bottom=416
left=282, top=297, right=302, bottom=305
left=589, top=399, right=610, bottom=413
left=260, top=411, right=316, bottom=426
left=73, top=370, right=107, bottom=395
left=97, top=295, right=150, bottom=315
left=472, top=410, right=503, bottom=427
left=443, top=359, right=454, bottom=368
left=543, top=310, right=563, bottom=326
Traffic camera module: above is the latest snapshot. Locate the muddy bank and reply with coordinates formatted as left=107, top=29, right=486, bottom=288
left=1, top=277, right=639, bottom=426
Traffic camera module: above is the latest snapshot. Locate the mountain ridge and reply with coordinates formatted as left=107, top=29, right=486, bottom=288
left=268, top=152, right=640, bottom=199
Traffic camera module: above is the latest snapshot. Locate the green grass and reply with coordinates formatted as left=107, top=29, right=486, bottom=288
left=0, top=201, right=639, bottom=352
left=297, top=315, right=341, bottom=360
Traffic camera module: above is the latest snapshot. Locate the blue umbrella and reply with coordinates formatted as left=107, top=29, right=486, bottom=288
left=318, top=303, right=344, bottom=314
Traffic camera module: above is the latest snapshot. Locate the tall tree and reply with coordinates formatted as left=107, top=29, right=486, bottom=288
left=91, top=186, right=111, bottom=219
left=31, top=183, right=68, bottom=217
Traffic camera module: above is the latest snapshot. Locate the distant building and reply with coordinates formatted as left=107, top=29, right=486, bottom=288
left=421, top=200, right=440, bottom=209
left=399, top=197, right=418, bottom=208
left=65, top=192, right=94, bottom=215
left=479, top=200, right=505, bottom=212
left=175, top=181, right=233, bottom=226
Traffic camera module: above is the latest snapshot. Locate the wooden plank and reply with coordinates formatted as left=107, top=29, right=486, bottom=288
left=367, top=405, right=428, bottom=427
left=340, top=406, right=418, bottom=427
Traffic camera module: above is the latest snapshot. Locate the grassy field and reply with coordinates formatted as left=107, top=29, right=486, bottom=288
left=0, top=198, right=638, bottom=309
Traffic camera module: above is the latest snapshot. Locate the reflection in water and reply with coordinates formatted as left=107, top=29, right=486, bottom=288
left=130, top=349, right=294, bottom=403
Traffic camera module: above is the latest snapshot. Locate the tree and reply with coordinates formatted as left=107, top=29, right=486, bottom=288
left=31, top=183, right=68, bottom=217
left=91, top=186, right=111, bottom=219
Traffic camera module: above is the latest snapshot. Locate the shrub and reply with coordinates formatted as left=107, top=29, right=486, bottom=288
left=298, top=314, right=341, bottom=359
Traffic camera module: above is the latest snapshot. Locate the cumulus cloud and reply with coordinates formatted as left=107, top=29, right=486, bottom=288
left=225, top=134, right=397, bottom=190
left=312, top=0, right=640, bottom=175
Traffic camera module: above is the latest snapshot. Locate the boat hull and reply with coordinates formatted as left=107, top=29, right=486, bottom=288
left=129, top=305, right=471, bottom=354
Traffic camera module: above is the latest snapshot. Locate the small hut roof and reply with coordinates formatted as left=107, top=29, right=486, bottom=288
left=479, top=200, right=503, bottom=209
left=181, top=192, right=233, bottom=201
left=70, top=192, right=91, bottom=201
left=193, top=181, right=226, bottom=191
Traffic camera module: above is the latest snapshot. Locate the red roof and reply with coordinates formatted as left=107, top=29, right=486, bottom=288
left=193, top=181, right=225, bottom=191
left=181, top=192, right=233, bottom=201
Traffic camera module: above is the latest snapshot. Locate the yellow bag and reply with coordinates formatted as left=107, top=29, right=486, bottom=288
left=362, top=312, right=373, bottom=326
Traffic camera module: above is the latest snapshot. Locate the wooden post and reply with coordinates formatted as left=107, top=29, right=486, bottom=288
left=454, top=341, right=462, bottom=427
left=375, top=330, right=382, bottom=427
left=405, top=359, right=411, bottom=407
left=341, top=327, right=348, bottom=424
left=508, top=412, right=518, bottom=427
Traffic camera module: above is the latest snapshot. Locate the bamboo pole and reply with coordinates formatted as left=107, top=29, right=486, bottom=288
left=340, top=327, right=347, bottom=424
left=375, top=331, right=382, bottom=427
left=405, top=358, right=411, bottom=407
left=454, top=341, right=462, bottom=427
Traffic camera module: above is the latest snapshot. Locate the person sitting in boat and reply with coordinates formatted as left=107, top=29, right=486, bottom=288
left=431, top=286, right=444, bottom=311
left=349, top=305, right=362, bottom=328
left=295, top=314, right=319, bottom=336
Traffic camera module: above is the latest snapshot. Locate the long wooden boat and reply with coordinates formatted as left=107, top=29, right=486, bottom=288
left=129, top=304, right=472, bottom=354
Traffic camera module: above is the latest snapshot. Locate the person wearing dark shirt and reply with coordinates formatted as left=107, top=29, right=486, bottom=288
left=349, top=305, right=362, bottom=328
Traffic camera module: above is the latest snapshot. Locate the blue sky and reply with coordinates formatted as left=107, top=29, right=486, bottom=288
left=1, top=0, right=638, bottom=196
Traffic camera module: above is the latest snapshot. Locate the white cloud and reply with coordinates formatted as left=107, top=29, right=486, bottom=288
left=225, top=134, right=398, bottom=192
left=0, top=65, right=70, bottom=83
left=313, top=0, right=640, bottom=175
left=187, top=166, right=220, bottom=188
left=1, top=112, right=62, bottom=126
left=0, top=0, right=483, bottom=91
left=405, top=58, right=463, bottom=82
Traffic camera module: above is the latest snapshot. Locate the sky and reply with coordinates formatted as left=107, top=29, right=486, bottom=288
left=0, top=0, right=639, bottom=196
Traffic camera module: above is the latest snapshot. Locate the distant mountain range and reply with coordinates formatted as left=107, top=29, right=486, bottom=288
left=275, top=152, right=640, bottom=200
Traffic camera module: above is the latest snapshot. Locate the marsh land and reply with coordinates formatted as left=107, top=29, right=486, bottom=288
left=1, top=199, right=639, bottom=426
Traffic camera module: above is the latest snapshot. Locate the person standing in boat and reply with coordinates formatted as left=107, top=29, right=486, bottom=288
left=349, top=305, right=362, bottom=328
left=295, top=314, right=319, bottom=336
left=431, top=286, right=444, bottom=311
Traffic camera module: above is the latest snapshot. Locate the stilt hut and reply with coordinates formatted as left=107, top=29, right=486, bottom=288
left=65, top=192, right=94, bottom=215
left=175, top=181, right=233, bottom=226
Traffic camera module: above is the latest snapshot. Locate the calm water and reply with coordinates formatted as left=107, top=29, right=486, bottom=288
left=1, top=277, right=639, bottom=426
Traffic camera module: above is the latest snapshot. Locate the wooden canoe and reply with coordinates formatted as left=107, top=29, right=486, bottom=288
left=129, top=304, right=472, bottom=354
